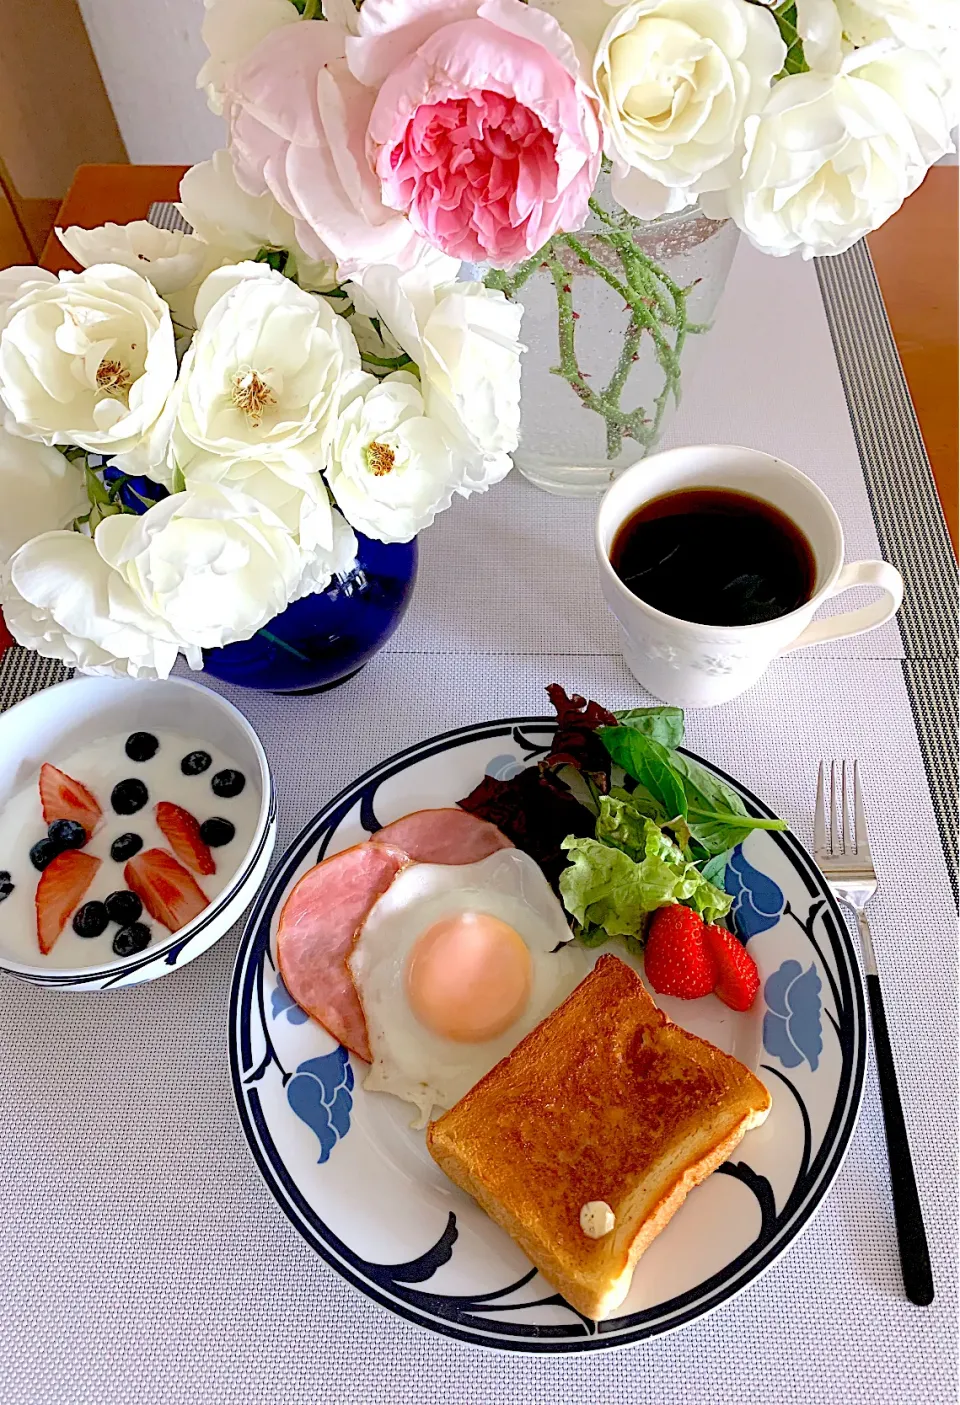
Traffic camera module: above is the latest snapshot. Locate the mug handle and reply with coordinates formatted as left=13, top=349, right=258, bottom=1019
left=780, top=560, right=904, bottom=653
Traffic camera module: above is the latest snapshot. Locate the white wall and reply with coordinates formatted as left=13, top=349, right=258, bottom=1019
left=77, top=0, right=223, bottom=163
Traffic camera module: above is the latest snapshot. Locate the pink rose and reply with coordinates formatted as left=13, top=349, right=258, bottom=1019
left=352, top=0, right=602, bottom=266
left=225, top=23, right=428, bottom=275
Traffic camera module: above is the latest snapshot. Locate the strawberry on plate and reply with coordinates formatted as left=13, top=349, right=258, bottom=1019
left=39, top=763, right=102, bottom=835
left=644, top=906, right=717, bottom=1000
left=155, top=801, right=216, bottom=876
left=124, top=848, right=210, bottom=932
left=703, top=924, right=761, bottom=1012
left=36, top=850, right=101, bottom=954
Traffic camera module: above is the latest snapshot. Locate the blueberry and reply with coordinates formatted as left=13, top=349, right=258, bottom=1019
left=104, top=890, right=143, bottom=925
left=111, top=778, right=148, bottom=815
left=112, top=922, right=151, bottom=957
left=125, top=731, right=159, bottom=763
left=181, top=750, right=212, bottom=776
left=0, top=870, right=13, bottom=903
left=110, top=832, right=143, bottom=862
left=30, top=838, right=61, bottom=871
left=73, top=901, right=109, bottom=938
left=47, top=819, right=87, bottom=849
left=211, top=769, right=245, bottom=799
left=199, top=817, right=235, bottom=847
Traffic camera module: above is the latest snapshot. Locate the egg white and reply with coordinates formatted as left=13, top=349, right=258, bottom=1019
left=349, top=848, right=592, bottom=1127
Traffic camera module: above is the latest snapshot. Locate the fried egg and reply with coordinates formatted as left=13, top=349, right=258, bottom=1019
left=349, top=848, right=591, bottom=1126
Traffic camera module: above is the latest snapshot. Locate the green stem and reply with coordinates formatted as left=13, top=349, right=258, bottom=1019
left=361, top=350, right=416, bottom=371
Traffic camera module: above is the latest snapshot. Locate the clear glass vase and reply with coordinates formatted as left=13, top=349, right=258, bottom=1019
left=474, top=173, right=739, bottom=497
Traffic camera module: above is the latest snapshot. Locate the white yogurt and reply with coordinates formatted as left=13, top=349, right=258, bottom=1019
left=0, top=729, right=259, bottom=968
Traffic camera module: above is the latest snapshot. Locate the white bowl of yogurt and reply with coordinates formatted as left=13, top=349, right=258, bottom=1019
left=0, top=675, right=275, bottom=989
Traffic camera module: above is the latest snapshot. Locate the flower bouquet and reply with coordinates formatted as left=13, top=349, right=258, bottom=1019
left=0, top=0, right=955, bottom=683
left=0, top=216, right=522, bottom=682
left=204, top=0, right=955, bottom=489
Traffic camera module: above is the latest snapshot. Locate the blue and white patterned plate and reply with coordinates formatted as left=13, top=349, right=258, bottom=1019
left=229, top=719, right=866, bottom=1353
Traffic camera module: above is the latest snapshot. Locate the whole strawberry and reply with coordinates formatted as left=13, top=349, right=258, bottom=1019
left=644, top=906, right=717, bottom=1000
left=703, top=924, right=761, bottom=1011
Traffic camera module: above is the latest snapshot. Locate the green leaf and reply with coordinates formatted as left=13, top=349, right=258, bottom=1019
left=667, top=752, right=786, bottom=853
left=559, top=822, right=732, bottom=942
left=700, top=849, right=733, bottom=889
left=599, top=727, right=687, bottom=820
left=170, top=464, right=186, bottom=494
left=84, top=466, right=111, bottom=505
left=771, top=1, right=809, bottom=77
left=612, top=705, right=685, bottom=750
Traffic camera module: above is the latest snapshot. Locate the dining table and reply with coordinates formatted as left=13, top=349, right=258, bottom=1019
left=0, top=166, right=956, bottom=1405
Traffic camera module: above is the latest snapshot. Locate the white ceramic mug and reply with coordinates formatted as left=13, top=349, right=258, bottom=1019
left=595, top=444, right=904, bottom=708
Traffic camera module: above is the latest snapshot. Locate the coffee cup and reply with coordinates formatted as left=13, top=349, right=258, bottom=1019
left=595, top=444, right=904, bottom=708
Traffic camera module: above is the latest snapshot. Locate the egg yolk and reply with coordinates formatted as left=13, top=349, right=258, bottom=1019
left=405, top=911, right=533, bottom=1043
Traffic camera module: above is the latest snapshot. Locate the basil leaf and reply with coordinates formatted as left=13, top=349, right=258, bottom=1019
left=599, top=727, right=687, bottom=821
left=613, top=705, right=685, bottom=750
left=669, top=751, right=787, bottom=855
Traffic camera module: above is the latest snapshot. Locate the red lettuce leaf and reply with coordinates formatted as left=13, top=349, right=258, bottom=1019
left=544, top=684, right=617, bottom=792
left=458, top=767, right=595, bottom=889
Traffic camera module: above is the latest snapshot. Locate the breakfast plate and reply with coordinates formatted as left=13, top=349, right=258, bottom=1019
left=229, top=717, right=866, bottom=1352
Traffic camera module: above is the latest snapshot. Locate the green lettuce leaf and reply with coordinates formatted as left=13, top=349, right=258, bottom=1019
left=612, top=705, right=685, bottom=750
left=559, top=818, right=732, bottom=942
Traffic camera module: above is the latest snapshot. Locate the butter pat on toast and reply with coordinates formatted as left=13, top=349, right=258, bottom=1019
left=426, top=953, right=772, bottom=1321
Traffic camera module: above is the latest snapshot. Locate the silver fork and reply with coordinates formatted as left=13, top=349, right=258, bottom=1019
left=815, top=760, right=934, bottom=1306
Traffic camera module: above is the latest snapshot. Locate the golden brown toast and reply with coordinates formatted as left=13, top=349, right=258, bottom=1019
left=426, top=953, right=771, bottom=1320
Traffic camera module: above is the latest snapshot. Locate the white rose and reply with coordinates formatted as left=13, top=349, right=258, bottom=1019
left=54, top=219, right=224, bottom=334
left=352, top=264, right=523, bottom=492
left=55, top=222, right=212, bottom=297
left=0, top=267, right=56, bottom=321
left=0, top=432, right=88, bottom=565
left=328, top=372, right=468, bottom=542
left=198, top=0, right=301, bottom=115
left=95, top=483, right=303, bottom=651
left=174, top=262, right=361, bottom=472
left=184, top=449, right=335, bottom=557
left=177, top=151, right=338, bottom=293
left=716, top=49, right=952, bottom=258
left=536, top=0, right=784, bottom=217
left=0, top=264, right=178, bottom=456
left=2, top=530, right=183, bottom=679
left=797, top=0, right=959, bottom=84
left=292, top=506, right=359, bottom=601
left=836, top=0, right=959, bottom=68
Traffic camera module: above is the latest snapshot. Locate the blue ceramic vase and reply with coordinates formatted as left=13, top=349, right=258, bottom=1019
left=202, top=533, right=417, bottom=694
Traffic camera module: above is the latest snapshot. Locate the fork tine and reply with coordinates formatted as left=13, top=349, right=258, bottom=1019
left=854, top=759, right=871, bottom=855
left=829, top=759, right=837, bottom=855
left=841, top=759, right=849, bottom=855
left=815, top=760, right=827, bottom=854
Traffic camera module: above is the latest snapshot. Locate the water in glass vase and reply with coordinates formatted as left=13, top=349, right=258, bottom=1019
left=472, top=174, right=739, bottom=497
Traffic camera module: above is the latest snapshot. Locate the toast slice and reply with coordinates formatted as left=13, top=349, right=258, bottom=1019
left=426, top=953, right=771, bottom=1320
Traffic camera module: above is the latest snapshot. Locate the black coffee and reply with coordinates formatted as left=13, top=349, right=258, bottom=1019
left=610, top=487, right=815, bottom=627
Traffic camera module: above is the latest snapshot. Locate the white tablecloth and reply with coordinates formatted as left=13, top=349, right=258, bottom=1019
left=0, top=239, right=955, bottom=1405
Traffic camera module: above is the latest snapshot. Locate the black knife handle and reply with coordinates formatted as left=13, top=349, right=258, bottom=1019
left=866, top=971, right=934, bottom=1305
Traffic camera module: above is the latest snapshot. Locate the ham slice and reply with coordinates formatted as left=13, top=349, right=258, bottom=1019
left=277, top=809, right=514, bottom=1059
left=370, top=808, right=513, bottom=864
left=277, top=843, right=407, bottom=1061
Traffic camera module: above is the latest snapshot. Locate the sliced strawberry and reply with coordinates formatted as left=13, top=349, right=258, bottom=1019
left=644, top=905, right=716, bottom=1000
left=703, top=924, right=761, bottom=1012
left=155, top=801, right=216, bottom=876
left=124, top=848, right=209, bottom=933
left=39, top=763, right=102, bottom=834
left=35, top=850, right=101, bottom=954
